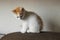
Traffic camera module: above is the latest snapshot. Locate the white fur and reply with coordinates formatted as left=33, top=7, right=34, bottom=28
left=18, top=14, right=40, bottom=33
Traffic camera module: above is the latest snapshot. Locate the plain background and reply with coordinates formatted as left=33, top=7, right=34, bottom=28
left=0, top=0, right=60, bottom=34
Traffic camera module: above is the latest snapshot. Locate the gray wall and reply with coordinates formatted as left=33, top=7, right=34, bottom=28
left=0, top=0, right=60, bottom=34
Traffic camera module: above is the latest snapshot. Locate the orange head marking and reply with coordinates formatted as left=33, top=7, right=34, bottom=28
left=12, top=7, right=25, bottom=19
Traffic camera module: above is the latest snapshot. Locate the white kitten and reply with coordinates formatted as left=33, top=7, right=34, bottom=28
left=12, top=7, right=43, bottom=33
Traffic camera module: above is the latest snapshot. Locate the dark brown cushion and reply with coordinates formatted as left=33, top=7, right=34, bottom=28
left=0, top=32, right=60, bottom=40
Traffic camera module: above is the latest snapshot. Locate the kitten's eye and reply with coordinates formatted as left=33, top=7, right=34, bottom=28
left=20, top=16, right=22, bottom=17
left=20, top=15, right=23, bottom=17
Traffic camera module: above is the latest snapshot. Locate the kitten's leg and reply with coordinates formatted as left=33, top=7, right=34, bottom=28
left=20, top=22, right=28, bottom=33
left=27, top=29, right=30, bottom=33
left=27, top=18, right=40, bottom=33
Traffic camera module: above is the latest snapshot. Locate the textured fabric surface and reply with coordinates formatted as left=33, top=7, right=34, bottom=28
left=0, top=32, right=60, bottom=40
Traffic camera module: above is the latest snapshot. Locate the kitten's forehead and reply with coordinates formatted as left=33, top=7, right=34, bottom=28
left=12, top=7, right=24, bottom=16
left=15, top=7, right=22, bottom=12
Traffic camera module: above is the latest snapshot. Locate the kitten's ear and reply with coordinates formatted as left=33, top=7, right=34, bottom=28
left=12, top=9, right=16, bottom=13
left=22, top=8, right=25, bottom=12
left=21, top=8, right=26, bottom=14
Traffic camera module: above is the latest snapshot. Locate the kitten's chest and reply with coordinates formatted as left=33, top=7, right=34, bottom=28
left=19, top=19, right=28, bottom=24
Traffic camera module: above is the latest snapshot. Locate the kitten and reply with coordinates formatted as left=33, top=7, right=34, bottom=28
left=12, top=7, right=43, bottom=33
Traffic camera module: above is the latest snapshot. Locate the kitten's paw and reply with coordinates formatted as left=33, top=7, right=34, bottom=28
left=21, top=31, right=25, bottom=33
left=20, top=30, right=26, bottom=33
left=27, top=30, right=30, bottom=33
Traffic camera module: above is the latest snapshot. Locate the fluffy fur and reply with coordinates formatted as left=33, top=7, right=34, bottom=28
left=12, top=7, right=43, bottom=33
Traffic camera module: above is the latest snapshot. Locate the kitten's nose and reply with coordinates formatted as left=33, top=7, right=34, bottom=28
left=17, top=16, right=20, bottom=18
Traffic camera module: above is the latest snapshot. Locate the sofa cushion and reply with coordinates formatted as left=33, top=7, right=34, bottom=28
left=0, top=32, right=60, bottom=40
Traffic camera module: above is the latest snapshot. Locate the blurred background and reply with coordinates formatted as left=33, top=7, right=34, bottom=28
left=0, top=0, right=60, bottom=34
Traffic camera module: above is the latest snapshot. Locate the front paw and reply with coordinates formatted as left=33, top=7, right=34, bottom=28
left=27, top=30, right=30, bottom=33
left=20, top=30, right=26, bottom=33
